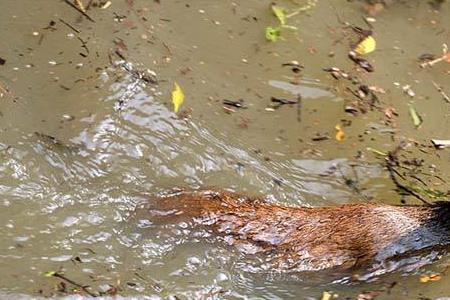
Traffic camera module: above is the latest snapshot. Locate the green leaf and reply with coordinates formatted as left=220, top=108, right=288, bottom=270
left=408, top=105, right=423, bottom=128
left=44, top=271, right=56, bottom=277
left=271, top=5, right=287, bottom=25
left=265, top=26, right=281, bottom=42
left=366, top=147, right=388, bottom=156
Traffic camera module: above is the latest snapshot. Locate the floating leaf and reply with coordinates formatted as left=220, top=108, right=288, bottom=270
left=354, top=36, right=376, bottom=55
left=321, top=291, right=332, bottom=300
left=265, top=26, right=281, bottom=42
left=171, top=82, right=184, bottom=113
left=408, top=105, right=422, bottom=128
left=335, top=124, right=345, bottom=141
left=420, top=274, right=442, bottom=283
left=44, top=271, right=56, bottom=277
left=271, top=5, right=287, bottom=25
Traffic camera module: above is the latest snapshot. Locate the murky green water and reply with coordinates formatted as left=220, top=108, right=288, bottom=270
left=1, top=0, right=450, bottom=299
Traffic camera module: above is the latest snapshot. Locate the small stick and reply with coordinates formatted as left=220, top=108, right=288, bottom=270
left=77, top=36, right=89, bottom=54
left=432, top=81, right=450, bottom=103
left=162, top=41, right=172, bottom=56
left=52, top=272, right=97, bottom=297
left=386, top=162, right=430, bottom=205
left=297, top=94, right=302, bottom=122
left=63, top=0, right=95, bottom=22
left=420, top=44, right=449, bottom=68
left=58, top=18, right=80, bottom=33
left=420, top=56, right=445, bottom=68
left=385, top=151, right=430, bottom=206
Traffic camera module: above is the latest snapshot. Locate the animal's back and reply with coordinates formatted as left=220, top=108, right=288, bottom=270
left=139, top=189, right=450, bottom=272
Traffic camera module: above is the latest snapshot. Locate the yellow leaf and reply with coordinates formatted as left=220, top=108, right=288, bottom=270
left=171, top=82, right=184, bottom=113
left=44, top=271, right=56, bottom=277
left=335, top=124, right=345, bottom=141
left=321, top=291, right=332, bottom=300
left=354, top=36, right=376, bottom=55
left=420, top=274, right=442, bottom=283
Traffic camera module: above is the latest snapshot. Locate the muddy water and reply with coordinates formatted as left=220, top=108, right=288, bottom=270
left=1, top=0, right=450, bottom=299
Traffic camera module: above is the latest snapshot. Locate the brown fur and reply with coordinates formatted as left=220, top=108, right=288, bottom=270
left=141, top=189, right=450, bottom=272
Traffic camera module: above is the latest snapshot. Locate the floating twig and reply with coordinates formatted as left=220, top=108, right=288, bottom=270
left=297, top=94, right=302, bottom=122
left=49, top=272, right=97, bottom=297
left=63, top=0, right=95, bottom=22
left=223, top=99, right=247, bottom=109
left=348, top=51, right=374, bottom=72
left=431, top=139, right=450, bottom=149
left=271, top=96, right=298, bottom=105
left=58, top=18, right=80, bottom=33
left=385, top=145, right=431, bottom=205
left=162, top=41, right=173, bottom=56
left=420, top=44, right=449, bottom=68
left=432, top=81, right=450, bottom=104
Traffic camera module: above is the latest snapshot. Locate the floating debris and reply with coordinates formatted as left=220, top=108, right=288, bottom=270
left=282, top=61, right=303, bottom=73
left=271, top=96, right=298, bottom=105
left=402, top=85, right=416, bottom=98
left=408, top=105, right=423, bottom=128
left=419, top=43, right=450, bottom=68
left=312, top=134, right=330, bottom=141
left=432, top=81, right=450, bottom=103
left=63, top=0, right=95, bottom=22
left=431, top=139, right=450, bottom=149
left=265, top=26, right=281, bottom=42
left=335, top=124, right=345, bottom=141
left=420, top=273, right=442, bottom=283
left=349, top=51, right=374, bottom=72
left=323, top=67, right=352, bottom=80
left=172, top=82, right=184, bottom=113
left=223, top=99, right=247, bottom=109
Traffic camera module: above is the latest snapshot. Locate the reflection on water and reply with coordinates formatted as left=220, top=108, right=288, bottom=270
left=268, top=79, right=334, bottom=99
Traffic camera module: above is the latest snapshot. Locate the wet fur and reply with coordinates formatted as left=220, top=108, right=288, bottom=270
left=141, top=189, right=450, bottom=272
